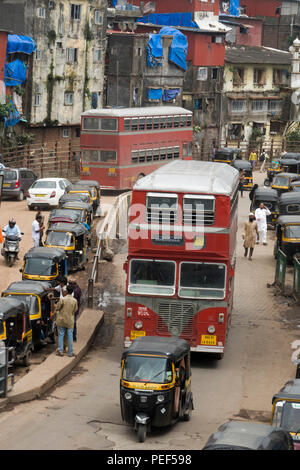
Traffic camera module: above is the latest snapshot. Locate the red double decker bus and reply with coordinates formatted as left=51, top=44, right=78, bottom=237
left=80, top=106, right=193, bottom=190
left=123, top=160, right=239, bottom=358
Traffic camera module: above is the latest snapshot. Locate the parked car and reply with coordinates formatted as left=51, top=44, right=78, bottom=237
left=0, top=167, right=37, bottom=201
left=26, top=177, right=72, bottom=210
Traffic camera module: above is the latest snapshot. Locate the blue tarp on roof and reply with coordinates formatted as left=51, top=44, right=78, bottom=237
left=147, top=27, right=188, bottom=71
left=6, top=34, right=37, bottom=55
left=229, top=0, right=240, bottom=16
left=148, top=88, right=163, bottom=100
left=4, top=59, right=27, bottom=86
left=137, top=12, right=198, bottom=29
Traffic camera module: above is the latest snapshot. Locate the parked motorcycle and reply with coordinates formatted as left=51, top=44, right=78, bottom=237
left=1, top=232, right=24, bottom=267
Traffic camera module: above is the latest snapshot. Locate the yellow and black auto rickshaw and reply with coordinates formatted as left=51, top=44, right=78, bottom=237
left=47, top=208, right=82, bottom=230
left=233, top=160, right=253, bottom=189
left=21, top=247, right=67, bottom=285
left=271, top=172, right=300, bottom=195
left=60, top=200, right=93, bottom=227
left=44, top=222, right=90, bottom=272
left=250, top=187, right=279, bottom=228
left=0, top=297, right=33, bottom=366
left=2, top=280, right=56, bottom=349
left=67, top=183, right=93, bottom=206
left=214, top=147, right=241, bottom=165
left=120, top=336, right=194, bottom=442
left=291, top=181, right=300, bottom=192
left=279, top=192, right=300, bottom=216
left=274, top=215, right=300, bottom=263
left=76, top=179, right=101, bottom=215
left=271, top=379, right=300, bottom=450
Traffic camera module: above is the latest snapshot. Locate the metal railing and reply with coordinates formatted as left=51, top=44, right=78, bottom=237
left=293, top=254, right=300, bottom=304
left=87, top=192, right=131, bottom=308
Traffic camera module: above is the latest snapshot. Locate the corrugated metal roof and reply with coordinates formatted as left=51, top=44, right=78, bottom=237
left=226, top=45, right=291, bottom=65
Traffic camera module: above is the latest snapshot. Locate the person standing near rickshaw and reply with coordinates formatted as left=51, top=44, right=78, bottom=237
left=242, top=213, right=259, bottom=261
left=255, top=202, right=271, bottom=245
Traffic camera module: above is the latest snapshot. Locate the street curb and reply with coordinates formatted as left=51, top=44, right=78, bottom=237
left=0, top=308, right=104, bottom=406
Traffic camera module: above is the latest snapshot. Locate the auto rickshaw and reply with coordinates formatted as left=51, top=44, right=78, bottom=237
left=250, top=187, right=279, bottom=228
left=2, top=280, right=55, bottom=349
left=271, top=379, right=300, bottom=450
left=291, top=181, right=300, bottom=192
left=120, top=336, right=194, bottom=443
left=44, top=222, right=90, bottom=272
left=271, top=172, right=300, bottom=195
left=279, top=159, right=300, bottom=176
left=47, top=208, right=82, bottom=229
left=76, top=179, right=101, bottom=215
left=265, top=159, right=281, bottom=186
left=202, top=421, right=294, bottom=450
left=279, top=192, right=300, bottom=216
left=232, top=160, right=253, bottom=189
left=21, top=247, right=67, bottom=285
left=60, top=200, right=93, bottom=227
left=273, top=215, right=300, bottom=263
left=214, top=147, right=241, bottom=165
left=59, top=191, right=91, bottom=205
left=67, top=183, right=93, bottom=206
left=0, top=297, right=33, bottom=366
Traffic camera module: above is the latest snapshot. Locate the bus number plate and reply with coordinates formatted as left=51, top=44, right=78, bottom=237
left=130, top=330, right=146, bottom=340
left=201, top=335, right=216, bottom=345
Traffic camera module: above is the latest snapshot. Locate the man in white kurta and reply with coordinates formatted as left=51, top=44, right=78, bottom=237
left=254, top=203, right=271, bottom=245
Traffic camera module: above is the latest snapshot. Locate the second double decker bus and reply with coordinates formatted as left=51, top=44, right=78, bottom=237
left=80, top=106, right=193, bottom=190
left=123, top=160, right=239, bottom=359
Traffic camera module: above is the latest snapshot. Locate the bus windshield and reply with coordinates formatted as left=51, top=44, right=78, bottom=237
left=129, top=259, right=176, bottom=296
left=179, top=262, right=226, bottom=299
left=122, top=355, right=173, bottom=383
left=24, top=258, right=57, bottom=276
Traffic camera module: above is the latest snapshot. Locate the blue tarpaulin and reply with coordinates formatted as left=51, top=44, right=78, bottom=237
left=6, top=34, right=37, bottom=55
left=4, top=59, right=27, bottom=86
left=163, top=88, right=180, bottom=102
left=4, top=99, right=20, bottom=128
left=148, top=88, right=163, bottom=100
left=147, top=27, right=188, bottom=71
left=229, top=0, right=240, bottom=16
left=137, top=12, right=198, bottom=29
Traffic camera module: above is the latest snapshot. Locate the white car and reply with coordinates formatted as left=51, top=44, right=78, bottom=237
left=26, top=177, right=72, bottom=210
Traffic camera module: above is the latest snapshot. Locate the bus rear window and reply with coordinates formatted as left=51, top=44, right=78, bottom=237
left=146, top=192, right=178, bottom=224
left=183, top=195, right=215, bottom=226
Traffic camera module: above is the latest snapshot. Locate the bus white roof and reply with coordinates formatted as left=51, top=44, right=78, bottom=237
left=81, top=106, right=192, bottom=118
left=133, top=161, right=239, bottom=195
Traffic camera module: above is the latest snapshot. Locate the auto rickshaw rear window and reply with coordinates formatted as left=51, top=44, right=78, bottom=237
left=122, top=355, right=173, bottom=384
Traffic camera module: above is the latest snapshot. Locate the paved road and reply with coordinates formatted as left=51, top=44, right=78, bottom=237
left=0, top=172, right=299, bottom=450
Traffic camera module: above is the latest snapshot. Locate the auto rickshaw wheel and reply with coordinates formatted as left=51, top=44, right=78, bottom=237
left=23, top=349, right=32, bottom=367
left=137, top=423, right=147, bottom=443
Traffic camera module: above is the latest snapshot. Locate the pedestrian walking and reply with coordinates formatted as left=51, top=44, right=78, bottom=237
left=249, top=151, right=257, bottom=170
left=32, top=214, right=44, bottom=248
left=36, top=211, right=45, bottom=246
left=249, top=183, right=258, bottom=202
left=242, top=213, right=259, bottom=261
left=254, top=202, right=271, bottom=245
left=259, top=149, right=269, bottom=173
left=68, top=277, right=82, bottom=342
left=55, top=285, right=78, bottom=357
left=239, top=170, right=245, bottom=197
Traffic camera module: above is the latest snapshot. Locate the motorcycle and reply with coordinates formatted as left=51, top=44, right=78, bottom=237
left=1, top=232, right=24, bottom=267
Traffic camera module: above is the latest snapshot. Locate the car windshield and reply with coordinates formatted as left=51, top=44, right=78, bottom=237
left=45, top=231, right=73, bottom=247
left=129, top=259, right=176, bottom=296
left=122, top=355, right=173, bottom=384
left=32, top=180, right=56, bottom=189
left=6, top=294, right=39, bottom=316
left=3, top=170, right=17, bottom=180
left=179, top=262, right=226, bottom=299
left=24, top=258, right=57, bottom=276
left=280, top=401, right=300, bottom=433
left=284, top=225, right=300, bottom=238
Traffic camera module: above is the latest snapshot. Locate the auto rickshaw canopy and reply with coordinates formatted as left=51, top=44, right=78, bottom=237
left=253, top=187, right=279, bottom=202
left=0, top=297, right=29, bottom=321
left=202, top=421, right=294, bottom=450
left=49, top=209, right=81, bottom=225
left=24, top=247, right=66, bottom=262
left=272, top=379, right=300, bottom=404
left=60, top=192, right=91, bottom=205
left=60, top=200, right=93, bottom=214
left=232, top=160, right=252, bottom=171
left=281, top=153, right=300, bottom=160
left=3, top=280, right=52, bottom=298
left=76, top=179, right=101, bottom=193
left=122, top=336, right=190, bottom=363
left=46, top=222, right=89, bottom=237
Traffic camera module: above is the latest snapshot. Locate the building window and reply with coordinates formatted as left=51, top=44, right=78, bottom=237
left=212, top=68, right=219, bottom=80
left=268, top=100, right=282, bottom=112
left=211, top=35, right=223, bottom=44
left=232, top=68, right=244, bottom=86
left=66, top=48, right=78, bottom=63
left=36, top=49, right=42, bottom=60
left=94, top=10, right=103, bottom=25
left=251, top=99, right=267, bottom=112
left=62, top=128, right=70, bottom=138
left=37, top=7, right=46, bottom=18
left=230, top=99, right=246, bottom=113
left=64, top=92, right=74, bottom=105
left=270, top=121, right=281, bottom=134
left=253, top=68, right=266, bottom=85
left=34, top=94, right=41, bottom=106
left=229, top=123, right=243, bottom=140
left=94, top=49, right=102, bottom=62
left=70, top=4, right=81, bottom=20
left=75, top=127, right=80, bottom=137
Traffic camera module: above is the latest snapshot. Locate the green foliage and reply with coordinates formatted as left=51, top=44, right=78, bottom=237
left=47, top=29, right=57, bottom=44
left=0, top=100, right=14, bottom=121
left=286, top=129, right=300, bottom=142
left=193, top=125, right=201, bottom=133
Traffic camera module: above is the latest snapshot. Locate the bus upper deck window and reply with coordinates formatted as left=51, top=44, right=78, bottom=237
left=91, top=150, right=100, bottom=162
left=146, top=150, right=153, bottom=162
left=153, top=149, right=159, bottom=161
left=187, top=116, right=192, bottom=127
left=167, top=117, right=173, bottom=128
left=154, top=117, right=159, bottom=129
left=131, top=118, right=138, bottom=131
left=100, top=118, right=117, bottom=131
left=174, top=116, right=180, bottom=128
left=167, top=148, right=173, bottom=159
left=139, top=151, right=145, bottom=163
left=146, top=117, right=153, bottom=130
left=180, top=116, right=186, bottom=127
left=124, top=119, right=131, bottom=131
left=132, top=151, right=138, bottom=163
left=100, top=150, right=117, bottom=163
left=173, top=147, right=180, bottom=158
left=83, top=117, right=99, bottom=130
left=160, top=148, right=167, bottom=160
left=160, top=117, right=167, bottom=128
left=139, top=118, right=145, bottom=130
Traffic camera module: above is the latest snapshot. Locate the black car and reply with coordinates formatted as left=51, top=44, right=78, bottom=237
left=0, top=167, right=37, bottom=201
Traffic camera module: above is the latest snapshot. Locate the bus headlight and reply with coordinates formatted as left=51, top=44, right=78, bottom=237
left=134, top=321, right=143, bottom=330
left=125, top=392, right=132, bottom=400
left=157, top=395, right=164, bottom=403
left=207, top=325, right=215, bottom=334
